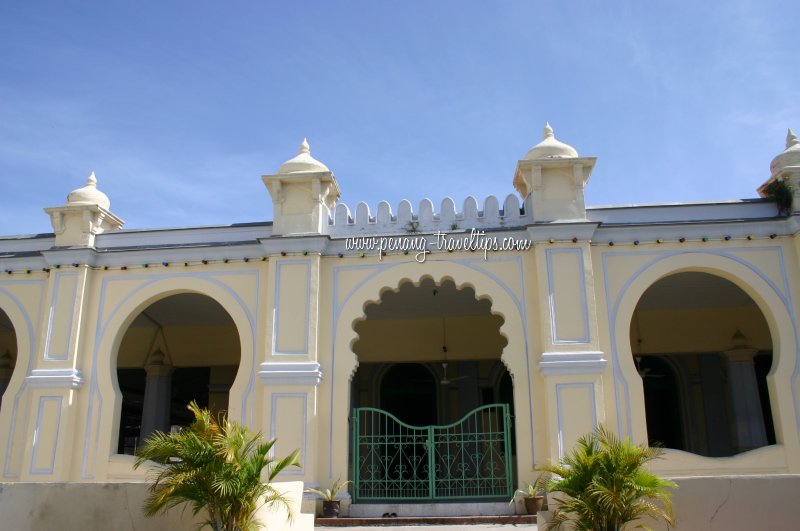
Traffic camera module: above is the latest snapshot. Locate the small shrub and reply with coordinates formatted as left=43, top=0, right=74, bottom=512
left=539, top=425, right=676, bottom=531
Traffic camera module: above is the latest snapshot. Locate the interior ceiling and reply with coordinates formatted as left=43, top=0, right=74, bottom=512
left=363, top=278, right=494, bottom=319
left=636, top=272, right=757, bottom=310
left=128, top=293, right=234, bottom=327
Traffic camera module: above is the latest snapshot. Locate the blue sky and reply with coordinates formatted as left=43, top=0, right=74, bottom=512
left=1, top=1, right=798, bottom=236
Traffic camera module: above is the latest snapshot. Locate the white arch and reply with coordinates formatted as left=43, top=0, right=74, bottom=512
left=322, top=259, right=537, bottom=484
left=609, top=252, right=799, bottom=472
left=0, top=289, right=36, bottom=478
left=87, top=275, right=257, bottom=480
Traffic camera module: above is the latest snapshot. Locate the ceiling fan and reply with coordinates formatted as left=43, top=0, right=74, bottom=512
left=439, top=317, right=468, bottom=385
left=439, top=362, right=468, bottom=386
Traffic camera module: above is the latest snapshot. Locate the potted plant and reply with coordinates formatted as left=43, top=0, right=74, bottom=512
left=305, top=477, right=351, bottom=518
left=538, top=425, right=677, bottom=530
left=511, top=473, right=550, bottom=515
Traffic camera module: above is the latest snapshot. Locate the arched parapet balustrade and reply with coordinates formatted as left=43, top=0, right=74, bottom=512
left=329, top=194, right=530, bottom=236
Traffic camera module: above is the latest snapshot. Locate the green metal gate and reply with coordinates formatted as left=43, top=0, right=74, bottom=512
left=351, top=404, right=512, bottom=501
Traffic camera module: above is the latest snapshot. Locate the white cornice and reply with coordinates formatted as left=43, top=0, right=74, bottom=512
left=258, top=362, right=323, bottom=386
left=539, top=351, right=608, bottom=376
left=25, top=368, right=85, bottom=389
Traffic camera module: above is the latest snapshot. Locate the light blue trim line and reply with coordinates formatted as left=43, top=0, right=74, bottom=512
left=451, top=257, right=536, bottom=466
left=269, top=392, right=308, bottom=475
left=328, top=263, right=385, bottom=478
left=0, top=280, right=43, bottom=478
left=29, top=395, right=63, bottom=475
left=602, top=246, right=799, bottom=441
left=43, top=271, right=79, bottom=361
left=555, top=382, right=597, bottom=459
left=273, top=260, right=312, bottom=355
left=545, top=249, right=590, bottom=344
left=81, top=270, right=259, bottom=478
left=327, top=256, right=534, bottom=476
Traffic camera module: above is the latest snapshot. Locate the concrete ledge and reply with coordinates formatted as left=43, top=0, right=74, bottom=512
left=349, top=501, right=514, bottom=517
left=315, top=515, right=537, bottom=527
left=0, top=481, right=313, bottom=531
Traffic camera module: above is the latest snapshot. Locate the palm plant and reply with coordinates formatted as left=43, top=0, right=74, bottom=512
left=133, top=401, right=301, bottom=531
left=539, top=425, right=676, bottom=531
left=304, top=477, right=351, bottom=501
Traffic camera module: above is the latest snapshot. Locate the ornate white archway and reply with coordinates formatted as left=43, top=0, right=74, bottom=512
left=85, top=274, right=257, bottom=480
left=322, top=259, right=538, bottom=484
left=0, top=289, right=36, bottom=478
left=608, top=251, right=800, bottom=473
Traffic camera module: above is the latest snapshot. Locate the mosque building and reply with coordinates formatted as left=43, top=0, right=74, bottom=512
left=0, top=125, right=799, bottom=529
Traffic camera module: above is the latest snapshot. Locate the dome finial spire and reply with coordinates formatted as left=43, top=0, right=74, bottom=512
left=66, top=171, right=110, bottom=209
left=787, top=129, right=799, bottom=149
left=524, top=122, right=578, bottom=160
left=276, top=138, right=329, bottom=174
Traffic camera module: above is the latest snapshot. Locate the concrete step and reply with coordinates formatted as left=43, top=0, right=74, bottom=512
left=347, top=502, right=514, bottom=518
left=315, top=514, right=537, bottom=527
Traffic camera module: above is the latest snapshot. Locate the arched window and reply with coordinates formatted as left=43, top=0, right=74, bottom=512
left=631, top=272, right=775, bottom=456
left=0, top=308, right=17, bottom=411
left=115, top=293, right=241, bottom=455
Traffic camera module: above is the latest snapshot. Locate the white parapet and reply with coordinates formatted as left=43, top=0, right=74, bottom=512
left=328, top=194, right=530, bottom=236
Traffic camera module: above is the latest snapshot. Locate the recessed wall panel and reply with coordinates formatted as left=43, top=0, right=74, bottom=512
left=270, top=393, right=307, bottom=474
left=274, top=261, right=310, bottom=355
left=556, top=383, right=597, bottom=459
left=30, top=396, right=62, bottom=475
left=547, top=249, right=589, bottom=343
left=44, top=272, right=78, bottom=360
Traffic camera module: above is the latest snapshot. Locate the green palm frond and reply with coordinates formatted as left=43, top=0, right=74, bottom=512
left=538, top=425, right=677, bottom=531
left=304, top=477, right=351, bottom=501
left=133, top=401, right=301, bottom=531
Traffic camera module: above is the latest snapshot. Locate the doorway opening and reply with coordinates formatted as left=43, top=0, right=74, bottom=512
left=115, top=293, right=241, bottom=455
left=631, top=272, right=775, bottom=456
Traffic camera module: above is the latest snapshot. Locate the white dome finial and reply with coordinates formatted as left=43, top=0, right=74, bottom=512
left=277, top=138, right=330, bottom=174
left=787, top=129, right=799, bottom=149
left=524, top=122, right=578, bottom=160
left=770, top=127, right=800, bottom=175
left=66, top=171, right=111, bottom=209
